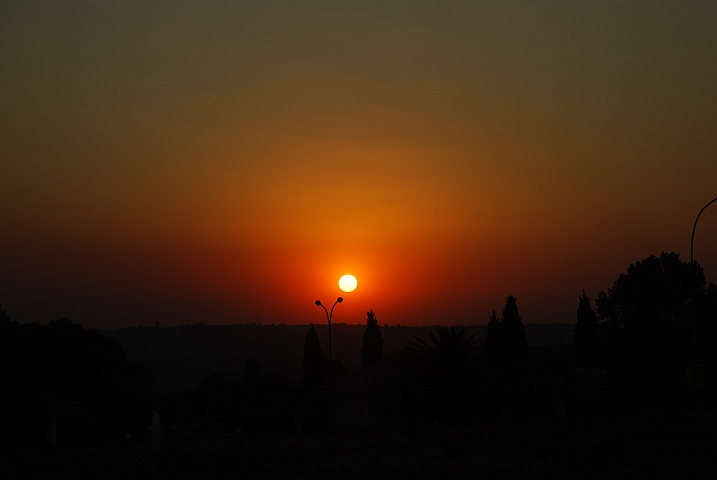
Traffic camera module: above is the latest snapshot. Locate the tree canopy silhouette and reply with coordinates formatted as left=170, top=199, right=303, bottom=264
left=0, top=315, right=154, bottom=446
left=596, top=252, right=699, bottom=333
left=595, top=252, right=706, bottom=412
left=361, top=309, right=384, bottom=368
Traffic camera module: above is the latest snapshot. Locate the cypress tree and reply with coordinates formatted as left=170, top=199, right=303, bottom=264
left=575, top=290, right=599, bottom=367
left=361, top=309, right=384, bottom=368
left=501, top=295, right=527, bottom=362
left=303, top=325, right=325, bottom=384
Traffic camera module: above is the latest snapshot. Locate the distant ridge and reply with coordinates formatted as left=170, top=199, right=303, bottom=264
left=103, top=323, right=574, bottom=388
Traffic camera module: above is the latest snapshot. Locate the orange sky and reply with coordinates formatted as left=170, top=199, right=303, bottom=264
left=1, top=1, right=716, bottom=328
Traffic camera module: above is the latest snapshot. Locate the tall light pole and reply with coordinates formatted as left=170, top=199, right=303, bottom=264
left=691, top=195, right=717, bottom=365
left=315, top=296, right=343, bottom=429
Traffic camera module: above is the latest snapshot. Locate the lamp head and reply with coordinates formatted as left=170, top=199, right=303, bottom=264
left=314, top=300, right=322, bottom=306
left=337, top=297, right=344, bottom=303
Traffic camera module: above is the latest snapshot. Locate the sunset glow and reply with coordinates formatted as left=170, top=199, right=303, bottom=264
left=0, top=2, right=715, bottom=329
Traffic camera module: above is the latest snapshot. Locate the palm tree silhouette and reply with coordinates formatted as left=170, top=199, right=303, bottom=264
left=409, top=326, right=481, bottom=371
left=408, top=326, right=484, bottom=422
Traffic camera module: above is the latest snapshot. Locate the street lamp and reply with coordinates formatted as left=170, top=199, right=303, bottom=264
left=690, top=195, right=717, bottom=365
left=315, top=297, right=343, bottom=431
left=315, top=297, right=343, bottom=381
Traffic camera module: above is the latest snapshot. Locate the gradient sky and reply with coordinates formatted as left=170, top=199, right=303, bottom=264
left=2, top=1, right=716, bottom=329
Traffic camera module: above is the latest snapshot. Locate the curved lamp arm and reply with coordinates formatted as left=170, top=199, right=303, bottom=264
left=691, top=195, right=717, bottom=264
left=315, top=301, right=330, bottom=323
left=329, top=297, right=343, bottom=324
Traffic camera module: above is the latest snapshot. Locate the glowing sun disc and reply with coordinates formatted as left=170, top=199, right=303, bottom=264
left=338, top=275, right=357, bottom=292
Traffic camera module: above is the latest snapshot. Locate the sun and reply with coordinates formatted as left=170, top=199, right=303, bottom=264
left=338, top=274, right=357, bottom=293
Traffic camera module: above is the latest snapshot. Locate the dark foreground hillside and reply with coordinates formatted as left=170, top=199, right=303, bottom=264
left=3, top=414, right=715, bottom=479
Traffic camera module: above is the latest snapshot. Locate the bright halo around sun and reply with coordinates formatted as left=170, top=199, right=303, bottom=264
left=338, top=274, right=357, bottom=293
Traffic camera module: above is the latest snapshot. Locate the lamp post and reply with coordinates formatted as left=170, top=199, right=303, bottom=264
left=690, top=195, right=717, bottom=365
left=315, top=296, right=343, bottom=429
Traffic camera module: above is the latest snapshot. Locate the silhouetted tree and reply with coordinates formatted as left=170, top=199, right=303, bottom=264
left=409, top=326, right=481, bottom=371
left=501, top=296, right=527, bottom=361
left=485, top=309, right=502, bottom=357
left=484, top=297, right=527, bottom=364
left=595, top=252, right=700, bottom=412
left=596, top=253, right=697, bottom=334
left=574, top=290, right=599, bottom=367
left=302, top=325, right=325, bottom=385
left=361, top=309, right=384, bottom=368
left=409, top=326, right=483, bottom=421
left=0, top=301, right=8, bottom=324
left=0, top=316, right=154, bottom=446
left=484, top=295, right=528, bottom=365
